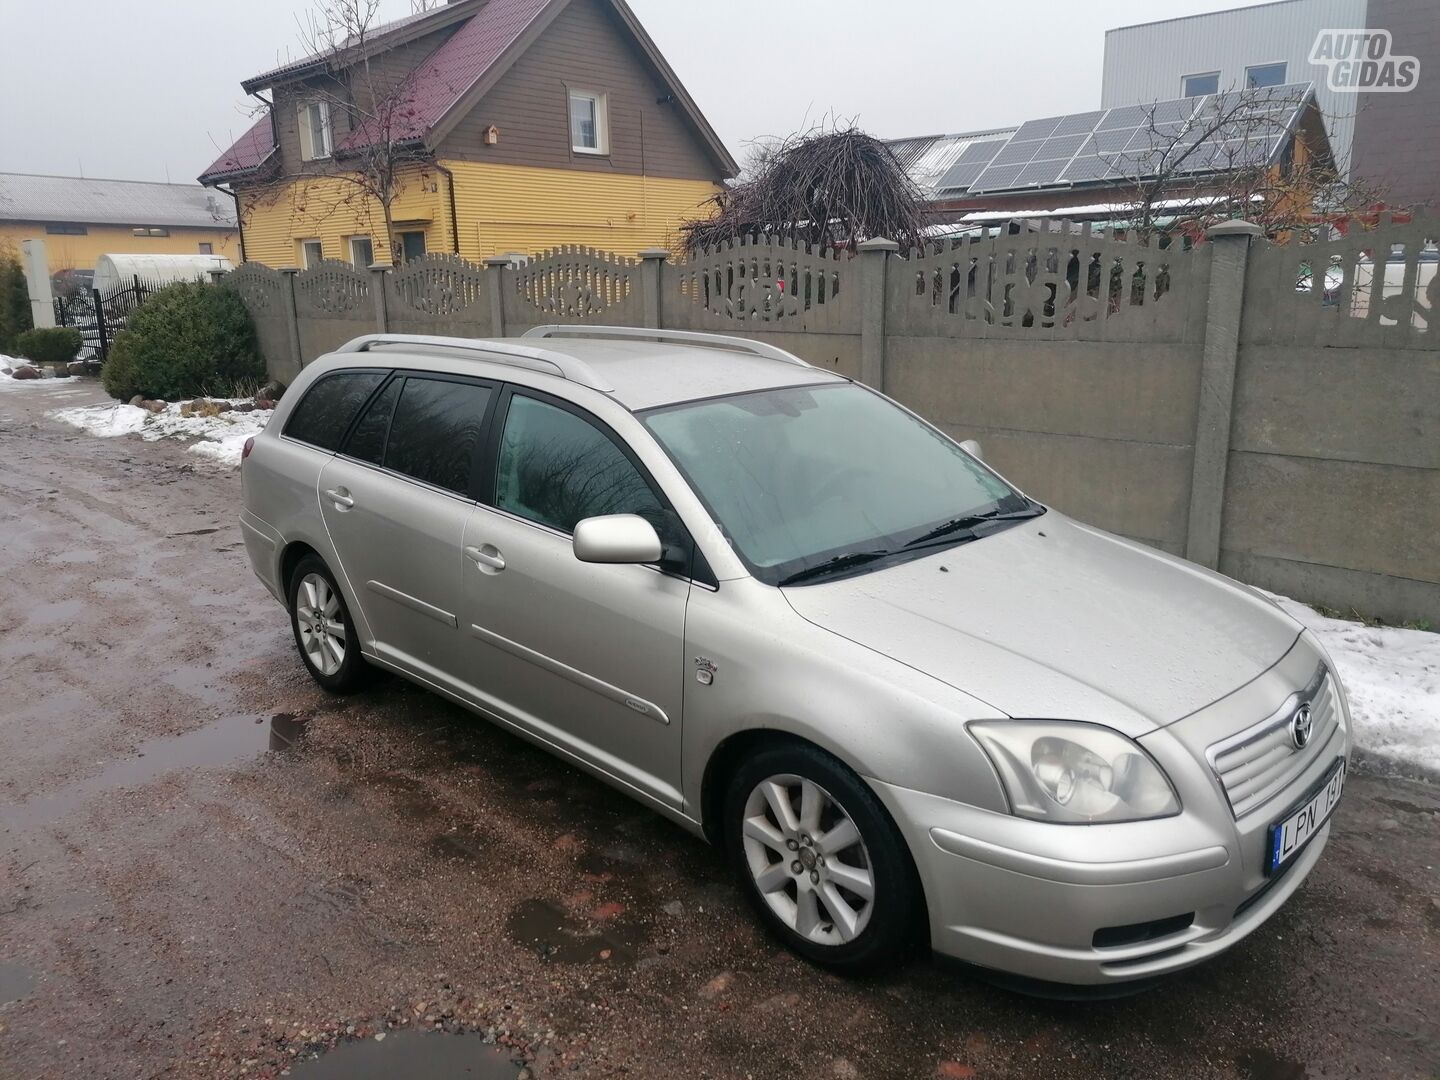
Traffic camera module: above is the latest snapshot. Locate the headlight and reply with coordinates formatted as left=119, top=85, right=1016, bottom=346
left=969, top=720, right=1180, bottom=824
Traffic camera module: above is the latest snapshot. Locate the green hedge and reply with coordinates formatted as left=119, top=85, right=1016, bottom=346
left=0, top=246, right=31, bottom=354
left=101, top=281, right=263, bottom=401
left=15, top=327, right=82, bottom=365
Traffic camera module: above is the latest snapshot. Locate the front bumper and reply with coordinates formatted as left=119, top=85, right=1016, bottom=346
left=869, top=647, right=1352, bottom=986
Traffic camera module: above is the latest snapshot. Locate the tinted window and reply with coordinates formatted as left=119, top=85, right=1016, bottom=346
left=495, top=394, right=662, bottom=533
left=383, top=377, right=492, bottom=494
left=285, top=370, right=386, bottom=451
left=345, top=377, right=400, bottom=465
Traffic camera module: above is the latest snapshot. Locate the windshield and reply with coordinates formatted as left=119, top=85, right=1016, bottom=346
left=642, top=383, right=1039, bottom=585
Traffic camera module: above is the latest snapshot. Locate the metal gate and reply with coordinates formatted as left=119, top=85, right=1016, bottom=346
left=54, top=275, right=157, bottom=362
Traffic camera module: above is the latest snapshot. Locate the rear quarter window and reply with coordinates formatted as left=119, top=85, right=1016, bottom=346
left=283, top=370, right=387, bottom=451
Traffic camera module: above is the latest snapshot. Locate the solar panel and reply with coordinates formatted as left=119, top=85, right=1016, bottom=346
left=934, top=160, right=987, bottom=191
left=1060, top=156, right=1121, bottom=183
left=990, top=139, right=1042, bottom=167
left=1098, top=104, right=1149, bottom=130
left=1086, top=129, right=1134, bottom=155
left=971, top=163, right=1024, bottom=191
left=1033, top=133, right=1089, bottom=161
left=1051, top=111, right=1106, bottom=137
left=955, top=138, right=1008, bottom=163
left=1016, top=160, right=1065, bottom=186
left=1013, top=116, right=1064, bottom=141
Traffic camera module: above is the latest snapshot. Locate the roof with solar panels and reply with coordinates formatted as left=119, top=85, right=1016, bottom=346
left=888, top=83, right=1326, bottom=201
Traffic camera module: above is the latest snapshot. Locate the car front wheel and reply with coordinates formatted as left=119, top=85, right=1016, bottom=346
left=724, top=742, right=924, bottom=972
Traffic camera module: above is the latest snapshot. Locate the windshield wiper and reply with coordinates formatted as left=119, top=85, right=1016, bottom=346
left=777, top=549, right=894, bottom=587
left=903, top=505, right=1045, bottom=549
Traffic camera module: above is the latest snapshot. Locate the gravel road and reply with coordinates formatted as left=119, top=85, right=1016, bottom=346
left=1, top=380, right=1436, bottom=1080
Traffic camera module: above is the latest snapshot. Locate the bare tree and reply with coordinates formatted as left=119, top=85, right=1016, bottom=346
left=1106, top=85, right=1394, bottom=242
left=243, top=0, right=451, bottom=263
left=681, top=126, right=927, bottom=253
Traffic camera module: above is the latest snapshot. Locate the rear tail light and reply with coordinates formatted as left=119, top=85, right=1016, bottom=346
left=242, top=437, right=256, bottom=461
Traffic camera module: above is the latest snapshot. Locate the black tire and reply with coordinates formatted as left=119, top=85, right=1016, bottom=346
left=287, top=554, right=371, bottom=694
left=723, top=740, right=925, bottom=973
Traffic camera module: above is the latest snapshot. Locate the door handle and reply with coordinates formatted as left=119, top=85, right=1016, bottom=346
left=324, top=487, right=354, bottom=509
left=465, top=545, right=506, bottom=572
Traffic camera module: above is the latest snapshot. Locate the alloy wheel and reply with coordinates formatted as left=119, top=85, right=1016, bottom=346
left=295, top=572, right=346, bottom=677
left=741, top=773, right=875, bottom=945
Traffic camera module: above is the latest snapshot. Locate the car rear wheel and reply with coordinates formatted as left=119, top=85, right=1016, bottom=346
left=288, top=555, right=369, bottom=693
left=723, top=742, right=923, bottom=972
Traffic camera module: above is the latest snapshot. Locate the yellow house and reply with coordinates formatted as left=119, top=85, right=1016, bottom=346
left=0, top=172, right=238, bottom=274
left=200, top=0, right=737, bottom=267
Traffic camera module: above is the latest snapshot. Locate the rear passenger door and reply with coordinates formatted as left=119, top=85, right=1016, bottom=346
left=317, top=372, right=496, bottom=687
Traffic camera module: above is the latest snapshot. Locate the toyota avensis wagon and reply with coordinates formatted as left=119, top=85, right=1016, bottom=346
left=240, top=326, right=1350, bottom=987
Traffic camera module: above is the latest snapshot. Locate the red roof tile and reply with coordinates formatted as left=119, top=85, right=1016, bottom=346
left=199, top=114, right=278, bottom=184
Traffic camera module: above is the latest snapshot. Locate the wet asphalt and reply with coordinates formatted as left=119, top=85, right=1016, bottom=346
left=0, top=380, right=1436, bottom=1080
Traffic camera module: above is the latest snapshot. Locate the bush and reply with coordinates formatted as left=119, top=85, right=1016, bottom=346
left=0, top=245, right=33, bottom=353
left=15, top=326, right=82, bottom=365
left=101, top=281, right=263, bottom=401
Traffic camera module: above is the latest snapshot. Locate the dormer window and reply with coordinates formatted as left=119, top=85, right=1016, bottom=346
left=569, top=90, right=608, bottom=154
left=298, top=101, right=333, bottom=161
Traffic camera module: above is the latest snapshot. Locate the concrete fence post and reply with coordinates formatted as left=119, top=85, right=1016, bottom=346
left=1185, top=220, right=1263, bottom=569
left=856, top=237, right=898, bottom=391
left=279, top=267, right=304, bottom=375
left=638, top=249, right=669, bottom=329
left=484, top=256, right=511, bottom=338
left=368, top=263, right=390, bottom=333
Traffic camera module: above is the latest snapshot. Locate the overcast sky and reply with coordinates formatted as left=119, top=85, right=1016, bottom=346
left=0, top=0, right=1281, bottom=184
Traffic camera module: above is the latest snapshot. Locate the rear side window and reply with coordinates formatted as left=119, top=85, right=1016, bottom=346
left=344, top=377, right=401, bottom=465
left=383, top=376, right=493, bottom=494
left=284, top=370, right=386, bottom=451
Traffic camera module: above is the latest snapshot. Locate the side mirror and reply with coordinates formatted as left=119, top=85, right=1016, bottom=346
left=573, top=514, right=664, bottom=564
left=959, top=438, right=983, bottom=461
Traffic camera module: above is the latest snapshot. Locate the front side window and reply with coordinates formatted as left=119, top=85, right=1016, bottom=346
left=285, top=370, right=387, bottom=451
left=382, top=376, right=493, bottom=495
left=299, top=101, right=333, bottom=161
left=495, top=394, right=661, bottom=533
left=1246, top=62, right=1287, bottom=88
left=300, top=238, right=324, bottom=268
left=349, top=235, right=374, bottom=268
left=569, top=90, right=607, bottom=153
left=643, top=383, right=1033, bottom=586
left=344, top=376, right=401, bottom=465
left=1183, top=71, right=1220, bottom=97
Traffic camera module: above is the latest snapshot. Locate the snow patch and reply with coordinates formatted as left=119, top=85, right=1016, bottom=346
left=48, top=398, right=273, bottom=468
left=1267, top=591, right=1440, bottom=776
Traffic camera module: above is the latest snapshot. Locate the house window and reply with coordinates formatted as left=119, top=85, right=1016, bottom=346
left=299, top=238, right=324, bottom=268
left=349, top=236, right=375, bottom=268
left=569, top=90, right=608, bottom=154
left=198, top=242, right=213, bottom=254
left=45, top=223, right=87, bottom=235
left=1182, top=72, right=1220, bottom=97
left=399, top=230, right=426, bottom=262
left=298, top=101, right=333, bottom=161
left=132, top=227, right=170, bottom=237
left=1246, top=62, right=1288, bottom=89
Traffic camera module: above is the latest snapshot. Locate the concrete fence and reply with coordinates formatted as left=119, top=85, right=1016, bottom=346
left=224, top=217, right=1440, bottom=625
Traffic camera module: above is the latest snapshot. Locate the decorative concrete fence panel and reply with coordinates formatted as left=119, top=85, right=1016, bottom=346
left=384, top=254, right=492, bottom=339
left=501, top=246, right=642, bottom=335
left=223, top=263, right=297, bottom=385
left=293, top=261, right=376, bottom=364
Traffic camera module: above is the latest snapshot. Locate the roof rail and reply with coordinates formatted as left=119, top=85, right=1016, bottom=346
left=522, top=325, right=812, bottom=369
left=336, top=334, right=613, bottom=392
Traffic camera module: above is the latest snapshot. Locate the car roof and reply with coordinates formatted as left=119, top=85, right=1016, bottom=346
left=329, top=330, right=846, bottom=411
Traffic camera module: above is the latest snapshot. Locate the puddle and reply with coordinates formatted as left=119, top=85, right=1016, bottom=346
left=506, top=899, right=636, bottom=965
left=291, top=1032, right=519, bottom=1079
left=0, top=963, right=36, bottom=1004
left=0, top=713, right=309, bottom=831
left=1238, top=1048, right=1309, bottom=1080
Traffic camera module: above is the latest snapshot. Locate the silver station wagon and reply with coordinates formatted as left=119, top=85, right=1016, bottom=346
left=240, top=326, right=1350, bottom=988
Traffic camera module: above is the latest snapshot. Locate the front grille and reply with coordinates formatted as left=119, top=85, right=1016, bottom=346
left=1207, top=668, right=1338, bottom=819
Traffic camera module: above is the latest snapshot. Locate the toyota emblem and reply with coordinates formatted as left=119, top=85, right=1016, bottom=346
left=1290, top=703, right=1313, bottom=749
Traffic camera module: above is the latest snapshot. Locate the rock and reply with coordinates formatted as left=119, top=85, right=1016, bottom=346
left=697, top=972, right=733, bottom=1000
left=11, top=365, right=40, bottom=380
left=260, top=380, right=286, bottom=401
left=936, top=1064, right=976, bottom=1079
left=49, top=365, right=71, bottom=378
left=231, top=401, right=256, bottom=413
left=180, top=402, right=195, bottom=417
left=67, top=361, right=89, bottom=377
left=213, top=400, right=233, bottom=413
left=832, top=1059, right=860, bottom=1079
left=1377, top=818, right=1400, bottom=832
left=129, top=395, right=145, bottom=407
left=142, top=399, right=167, bottom=414
left=661, top=900, right=684, bottom=917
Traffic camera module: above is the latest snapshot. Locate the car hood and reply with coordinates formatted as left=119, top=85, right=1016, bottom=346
left=781, top=513, right=1301, bottom=736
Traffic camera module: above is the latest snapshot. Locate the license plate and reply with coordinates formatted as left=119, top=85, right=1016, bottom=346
left=1266, top=759, right=1345, bottom=875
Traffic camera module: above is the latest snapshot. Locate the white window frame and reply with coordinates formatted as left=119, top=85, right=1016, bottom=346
left=348, top=235, right=375, bottom=268
left=298, top=100, right=334, bottom=162
left=568, top=89, right=608, bottom=155
left=299, top=238, right=324, bottom=268
left=1182, top=71, right=1221, bottom=98
left=1245, top=62, right=1288, bottom=89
